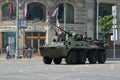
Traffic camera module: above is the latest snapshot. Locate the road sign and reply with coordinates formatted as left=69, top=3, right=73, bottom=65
left=112, top=5, right=116, bottom=17
left=20, top=20, right=27, bottom=28
left=112, top=5, right=117, bottom=41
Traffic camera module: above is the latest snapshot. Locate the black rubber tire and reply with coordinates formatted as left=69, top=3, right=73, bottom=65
left=88, top=51, right=98, bottom=64
left=43, top=57, right=52, bottom=64
left=98, top=51, right=106, bottom=64
left=53, top=58, right=62, bottom=64
left=66, top=51, right=77, bottom=64
left=77, top=51, right=86, bottom=64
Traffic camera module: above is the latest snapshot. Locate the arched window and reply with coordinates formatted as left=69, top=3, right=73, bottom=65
left=58, top=3, right=74, bottom=23
left=2, top=3, right=16, bottom=20
left=26, top=3, right=46, bottom=20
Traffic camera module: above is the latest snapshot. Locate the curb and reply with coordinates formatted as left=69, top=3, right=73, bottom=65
left=107, top=58, right=120, bottom=61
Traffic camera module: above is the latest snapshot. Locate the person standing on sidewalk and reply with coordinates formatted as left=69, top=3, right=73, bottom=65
left=27, top=46, right=32, bottom=58
left=6, top=44, right=10, bottom=59
left=23, top=44, right=27, bottom=58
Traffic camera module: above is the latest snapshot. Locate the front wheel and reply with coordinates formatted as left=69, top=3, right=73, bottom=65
left=43, top=57, right=52, bottom=64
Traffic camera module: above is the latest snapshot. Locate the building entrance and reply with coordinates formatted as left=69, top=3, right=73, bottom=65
left=25, top=32, right=46, bottom=55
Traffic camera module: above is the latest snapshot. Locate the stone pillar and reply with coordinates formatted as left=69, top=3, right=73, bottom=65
left=0, top=32, right=2, bottom=54
left=46, top=24, right=55, bottom=44
left=0, top=5, right=2, bottom=21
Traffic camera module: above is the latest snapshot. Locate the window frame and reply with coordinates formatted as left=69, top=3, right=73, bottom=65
left=25, top=2, right=46, bottom=21
left=1, top=2, right=16, bottom=21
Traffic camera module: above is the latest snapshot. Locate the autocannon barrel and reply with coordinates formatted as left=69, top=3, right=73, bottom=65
left=57, top=27, right=73, bottom=37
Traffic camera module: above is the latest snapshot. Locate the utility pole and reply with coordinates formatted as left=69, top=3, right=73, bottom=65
left=64, top=0, right=67, bottom=31
left=15, top=0, right=19, bottom=58
left=96, top=0, right=100, bottom=40
left=112, top=5, right=117, bottom=59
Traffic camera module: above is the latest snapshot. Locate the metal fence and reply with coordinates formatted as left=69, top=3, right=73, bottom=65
left=106, top=49, right=120, bottom=58
left=106, top=43, right=120, bottom=58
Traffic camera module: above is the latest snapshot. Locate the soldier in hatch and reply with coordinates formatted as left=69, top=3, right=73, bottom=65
left=83, top=32, right=88, bottom=40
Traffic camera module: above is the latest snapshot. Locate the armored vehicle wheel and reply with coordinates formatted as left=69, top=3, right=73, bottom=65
left=53, top=58, right=62, bottom=64
left=98, top=51, right=106, bottom=64
left=88, top=51, right=98, bottom=64
left=43, top=57, right=52, bottom=64
left=77, top=51, right=86, bottom=64
left=66, top=51, right=77, bottom=64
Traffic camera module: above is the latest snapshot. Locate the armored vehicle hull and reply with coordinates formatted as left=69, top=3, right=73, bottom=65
left=40, top=47, right=67, bottom=58
left=40, top=40, right=106, bottom=64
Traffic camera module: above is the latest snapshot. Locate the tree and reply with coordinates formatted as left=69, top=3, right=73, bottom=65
left=99, top=15, right=113, bottom=36
left=98, top=15, right=113, bottom=42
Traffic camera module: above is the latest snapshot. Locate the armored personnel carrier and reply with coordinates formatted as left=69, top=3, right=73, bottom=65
left=40, top=28, right=106, bottom=64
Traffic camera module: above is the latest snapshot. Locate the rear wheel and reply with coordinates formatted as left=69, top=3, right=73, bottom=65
left=88, top=51, right=98, bottom=64
left=66, top=50, right=77, bottom=64
left=77, top=51, right=86, bottom=64
left=98, top=51, right=106, bottom=64
left=43, top=57, right=52, bottom=64
left=53, top=58, right=62, bottom=64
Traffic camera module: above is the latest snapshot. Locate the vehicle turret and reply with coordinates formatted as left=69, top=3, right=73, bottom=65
left=53, top=27, right=87, bottom=42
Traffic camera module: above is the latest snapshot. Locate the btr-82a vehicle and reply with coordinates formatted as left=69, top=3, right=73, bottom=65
left=40, top=28, right=106, bottom=64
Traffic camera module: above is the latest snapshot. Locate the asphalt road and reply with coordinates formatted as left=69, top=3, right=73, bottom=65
left=0, top=58, right=120, bottom=80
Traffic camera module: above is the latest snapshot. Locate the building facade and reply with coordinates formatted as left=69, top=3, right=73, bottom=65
left=0, top=0, right=120, bottom=55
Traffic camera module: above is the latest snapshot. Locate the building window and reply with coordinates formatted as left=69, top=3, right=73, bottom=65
left=25, top=32, right=46, bottom=54
left=33, top=32, right=38, bottom=36
left=58, top=3, right=74, bottom=23
left=99, top=4, right=113, bottom=17
left=26, top=32, right=32, bottom=36
left=2, top=3, right=16, bottom=20
left=26, top=3, right=46, bottom=20
left=2, top=32, right=16, bottom=48
left=40, top=39, right=45, bottom=46
left=40, top=32, right=46, bottom=36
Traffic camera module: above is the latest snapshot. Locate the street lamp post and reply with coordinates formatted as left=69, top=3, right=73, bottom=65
left=15, top=0, right=19, bottom=58
left=96, top=0, right=100, bottom=40
left=64, top=0, right=67, bottom=31
left=112, top=5, right=117, bottom=59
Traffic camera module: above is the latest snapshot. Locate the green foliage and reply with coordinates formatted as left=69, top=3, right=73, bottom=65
left=98, top=15, right=113, bottom=36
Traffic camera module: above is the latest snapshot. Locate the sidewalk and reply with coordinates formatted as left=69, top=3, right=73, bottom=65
left=0, top=53, right=42, bottom=60
left=107, top=58, right=120, bottom=61
left=0, top=53, right=6, bottom=59
left=1, top=53, right=120, bottom=61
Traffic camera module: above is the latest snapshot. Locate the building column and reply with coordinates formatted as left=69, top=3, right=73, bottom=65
left=0, top=32, right=2, bottom=54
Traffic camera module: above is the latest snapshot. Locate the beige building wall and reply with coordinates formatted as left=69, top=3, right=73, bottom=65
left=0, top=0, right=120, bottom=48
